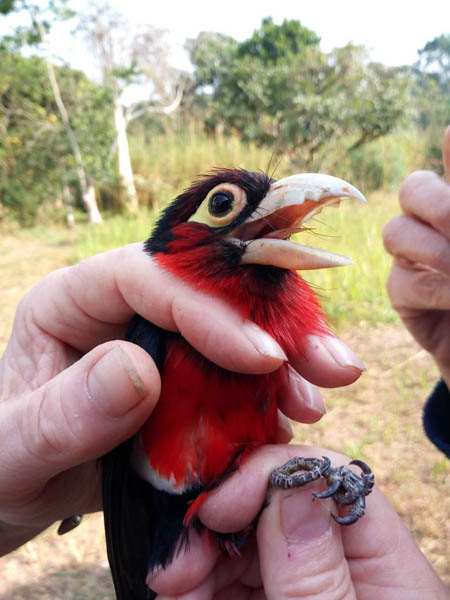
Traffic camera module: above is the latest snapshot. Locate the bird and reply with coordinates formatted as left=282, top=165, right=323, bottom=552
left=101, top=168, right=367, bottom=599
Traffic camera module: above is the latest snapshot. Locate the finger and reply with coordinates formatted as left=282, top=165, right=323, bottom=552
left=148, top=528, right=220, bottom=597
left=341, top=487, right=448, bottom=598
left=156, top=575, right=215, bottom=600
left=16, top=244, right=286, bottom=375
left=199, top=445, right=344, bottom=534
left=277, top=365, right=326, bottom=424
left=275, top=411, right=294, bottom=443
left=399, top=170, right=450, bottom=239
left=257, top=486, right=354, bottom=600
left=152, top=538, right=259, bottom=600
left=0, top=341, right=160, bottom=505
left=289, top=334, right=365, bottom=388
left=442, top=125, right=450, bottom=183
left=383, top=215, right=450, bottom=275
left=199, top=445, right=357, bottom=599
left=386, top=262, right=450, bottom=311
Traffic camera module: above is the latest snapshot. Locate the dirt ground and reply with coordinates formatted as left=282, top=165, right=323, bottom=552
left=0, top=233, right=448, bottom=599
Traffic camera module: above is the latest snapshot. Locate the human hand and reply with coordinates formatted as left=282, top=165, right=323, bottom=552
left=383, top=126, right=450, bottom=386
left=148, top=445, right=449, bottom=600
left=0, top=244, right=364, bottom=554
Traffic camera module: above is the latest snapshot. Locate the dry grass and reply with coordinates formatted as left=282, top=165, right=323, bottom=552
left=0, top=230, right=449, bottom=598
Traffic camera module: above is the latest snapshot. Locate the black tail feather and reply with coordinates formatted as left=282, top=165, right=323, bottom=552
left=102, top=314, right=203, bottom=599
left=102, top=441, right=202, bottom=599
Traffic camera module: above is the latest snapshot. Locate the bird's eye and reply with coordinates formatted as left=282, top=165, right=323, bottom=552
left=208, top=192, right=234, bottom=217
left=188, top=183, right=247, bottom=227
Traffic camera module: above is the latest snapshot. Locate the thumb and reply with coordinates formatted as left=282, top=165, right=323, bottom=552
left=442, top=125, right=450, bottom=183
left=257, top=486, right=355, bottom=600
left=1, top=341, right=160, bottom=491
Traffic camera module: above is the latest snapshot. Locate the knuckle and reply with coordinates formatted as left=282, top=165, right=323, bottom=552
left=23, top=380, right=82, bottom=466
left=21, top=386, right=62, bottom=464
left=429, top=240, right=450, bottom=270
left=278, top=560, right=351, bottom=600
left=433, top=200, right=450, bottom=236
left=411, top=272, right=449, bottom=309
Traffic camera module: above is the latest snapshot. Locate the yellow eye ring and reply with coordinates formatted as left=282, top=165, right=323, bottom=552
left=205, top=183, right=247, bottom=226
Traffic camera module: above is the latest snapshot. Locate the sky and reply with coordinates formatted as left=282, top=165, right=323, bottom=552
left=47, top=0, right=450, bottom=73
left=2, top=0, right=449, bottom=81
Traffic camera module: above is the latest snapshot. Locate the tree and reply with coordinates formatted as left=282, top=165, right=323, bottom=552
left=0, top=0, right=106, bottom=223
left=0, top=50, right=114, bottom=224
left=187, top=19, right=411, bottom=171
left=236, top=16, right=320, bottom=63
left=412, top=34, right=450, bottom=171
left=77, top=2, right=184, bottom=214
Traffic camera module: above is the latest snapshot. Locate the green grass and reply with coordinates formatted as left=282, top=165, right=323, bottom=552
left=299, top=190, right=399, bottom=328
left=70, top=211, right=158, bottom=262
left=129, top=126, right=284, bottom=211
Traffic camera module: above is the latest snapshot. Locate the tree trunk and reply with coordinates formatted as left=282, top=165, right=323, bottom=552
left=114, top=94, right=139, bottom=214
left=32, top=9, right=103, bottom=224
left=84, top=178, right=103, bottom=224
left=62, top=183, right=75, bottom=229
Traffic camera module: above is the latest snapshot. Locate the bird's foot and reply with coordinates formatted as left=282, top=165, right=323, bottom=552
left=270, top=456, right=374, bottom=526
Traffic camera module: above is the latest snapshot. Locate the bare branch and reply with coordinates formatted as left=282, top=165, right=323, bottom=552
left=126, top=82, right=184, bottom=124
left=26, top=4, right=103, bottom=223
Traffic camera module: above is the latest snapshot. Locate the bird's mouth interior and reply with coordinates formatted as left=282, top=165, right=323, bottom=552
left=232, top=198, right=340, bottom=242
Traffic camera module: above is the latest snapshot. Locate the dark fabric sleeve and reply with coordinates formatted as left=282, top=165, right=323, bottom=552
left=423, top=379, right=450, bottom=458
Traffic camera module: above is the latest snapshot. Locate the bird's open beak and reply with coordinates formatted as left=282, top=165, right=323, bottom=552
left=231, top=173, right=366, bottom=271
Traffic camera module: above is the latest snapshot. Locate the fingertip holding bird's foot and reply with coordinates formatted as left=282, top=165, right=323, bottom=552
left=269, top=455, right=375, bottom=527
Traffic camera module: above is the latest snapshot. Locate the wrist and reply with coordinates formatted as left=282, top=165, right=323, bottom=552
left=0, top=520, right=47, bottom=556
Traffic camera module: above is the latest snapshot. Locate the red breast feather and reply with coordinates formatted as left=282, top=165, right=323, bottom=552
left=141, top=225, right=325, bottom=497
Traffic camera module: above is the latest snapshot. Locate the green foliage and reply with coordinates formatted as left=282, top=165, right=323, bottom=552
left=417, top=34, right=450, bottom=89
left=0, top=0, right=16, bottom=14
left=187, top=19, right=412, bottom=171
left=127, top=124, right=280, bottom=209
left=412, top=34, right=450, bottom=173
left=0, top=51, right=115, bottom=224
left=0, top=6, right=447, bottom=227
left=236, top=16, right=320, bottom=63
left=0, top=0, right=73, bottom=49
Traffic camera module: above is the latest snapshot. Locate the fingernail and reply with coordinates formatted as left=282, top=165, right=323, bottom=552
left=243, top=322, right=288, bottom=361
left=280, top=488, right=332, bottom=542
left=317, top=335, right=366, bottom=371
left=87, top=346, right=147, bottom=418
left=291, top=371, right=326, bottom=414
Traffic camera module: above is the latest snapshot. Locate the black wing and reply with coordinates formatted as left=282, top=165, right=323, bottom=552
left=102, top=315, right=166, bottom=600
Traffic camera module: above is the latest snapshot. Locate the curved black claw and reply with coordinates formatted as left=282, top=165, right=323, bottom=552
left=269, top=456, right=375, bottom=526
left=57, top=514, right=83, bottom=535
left=313, top=478, right=340, bottom=499
left=270, top=456, right=331, bottom=489
left=350, top=460, right=375, bottom=495
left=332, top=495, right=366, bottom=526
